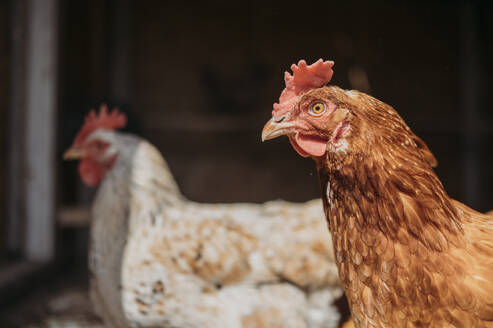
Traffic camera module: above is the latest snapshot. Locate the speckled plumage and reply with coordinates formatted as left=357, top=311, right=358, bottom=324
left=265, top=82, right=493, bottom=328
left=84, top=130, right=342, bottom=328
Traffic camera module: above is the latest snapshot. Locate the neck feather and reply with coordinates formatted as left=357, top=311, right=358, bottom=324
left=105, top=139, right=183, bottom=206
left=316, top=140, right=463, bottom=251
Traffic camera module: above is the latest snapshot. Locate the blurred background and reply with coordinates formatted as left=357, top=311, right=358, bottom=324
left=0, top=0, right=492, bottom=326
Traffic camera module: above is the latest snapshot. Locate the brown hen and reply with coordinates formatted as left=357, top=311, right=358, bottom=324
left=262, top=59, right=493, bottom=328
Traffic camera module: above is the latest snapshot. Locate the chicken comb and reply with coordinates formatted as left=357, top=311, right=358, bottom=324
left=273, top=59, right=334, bottom=117
left=74, top=104, right=127, bottom=146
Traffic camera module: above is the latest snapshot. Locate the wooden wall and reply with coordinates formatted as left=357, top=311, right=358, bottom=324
left=58, top=0, right=493, bottom=210
left=129, top=0, right=483, bottom=205
left=0, top=1, right=10, bottom=255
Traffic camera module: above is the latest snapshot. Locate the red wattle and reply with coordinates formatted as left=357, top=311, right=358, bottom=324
left=289, top=136, right=310, bottom=158
left=79, top=158, right=103, bottom=187
left=290, top=133, right=327, bottom=157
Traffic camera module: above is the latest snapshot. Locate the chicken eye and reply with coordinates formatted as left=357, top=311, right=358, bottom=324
left=92, top=140, right=105, bottom=150
left=309, top=102, right=326, bottom=116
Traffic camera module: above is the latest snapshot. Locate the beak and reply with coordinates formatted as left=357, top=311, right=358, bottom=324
left=63, top=146, right=86, bottom=160
left=261, top=118, right=295, bottom=142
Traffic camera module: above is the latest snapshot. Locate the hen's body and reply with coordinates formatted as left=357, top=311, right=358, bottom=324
left=89, top=132, right=341, bottom=328
left=314, top=89, right=493, bottom=328
left=263, top=60, right=493, bottom=328
left=319, top=152, right=493, bottom=327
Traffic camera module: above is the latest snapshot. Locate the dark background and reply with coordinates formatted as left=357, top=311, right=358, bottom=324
left=58, top=0, right=493, bottom=208
left=0, top=0, right=492, bottom=324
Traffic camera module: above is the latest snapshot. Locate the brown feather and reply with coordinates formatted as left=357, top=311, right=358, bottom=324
left=300, top=86, right=493, bottom=327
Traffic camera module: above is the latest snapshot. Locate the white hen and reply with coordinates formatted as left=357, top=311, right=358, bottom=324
left=63, top=105, right=342, bottom=328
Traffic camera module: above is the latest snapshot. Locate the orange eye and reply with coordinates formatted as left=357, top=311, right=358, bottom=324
left=309, top=102, right=325, bottom=115
left=91, top=140, right=106, bottom=151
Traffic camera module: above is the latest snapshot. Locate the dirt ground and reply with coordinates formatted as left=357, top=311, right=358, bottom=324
left=0, top=274, right=102, bottom=328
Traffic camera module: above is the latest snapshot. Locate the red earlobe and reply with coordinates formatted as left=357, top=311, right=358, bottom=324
left=330, top=121, right=350, bottom=149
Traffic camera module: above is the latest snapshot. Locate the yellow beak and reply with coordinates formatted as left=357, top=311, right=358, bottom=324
left=63, top=147, right=86, bottom=160
left=261, top=118, right=295, bottom=142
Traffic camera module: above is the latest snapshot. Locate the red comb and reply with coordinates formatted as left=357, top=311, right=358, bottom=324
left=73, top=104, right=127, bottom=146
left=273, top=59, right=334, bottom=117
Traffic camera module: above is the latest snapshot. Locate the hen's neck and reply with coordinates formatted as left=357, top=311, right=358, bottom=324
left=90, top=138, right=183, bottom=268
left=104, top=139, right=183, bottom=207
left=315, top=146, right=463, bottom=251
left=89, top=138, right=184, bottom=324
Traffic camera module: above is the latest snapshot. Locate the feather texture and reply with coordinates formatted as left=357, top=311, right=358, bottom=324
left=85, top=130, right=342, bottom=328
left=264, top=76, right=493, bottom=327
left=309, top=87, right=493, bottom=327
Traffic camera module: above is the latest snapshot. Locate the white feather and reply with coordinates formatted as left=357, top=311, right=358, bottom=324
left=87, top=129, right=342, bottom=328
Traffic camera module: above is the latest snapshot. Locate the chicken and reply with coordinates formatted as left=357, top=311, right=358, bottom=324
left=63, top=105, right=342, bottom=328
left=262, top=59, right=493, bottom=327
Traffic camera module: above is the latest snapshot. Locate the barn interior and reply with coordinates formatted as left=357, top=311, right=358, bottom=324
left=0, top=0, right=492, bottom=326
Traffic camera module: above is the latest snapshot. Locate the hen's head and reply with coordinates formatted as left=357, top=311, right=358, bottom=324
left=64, top=105, right=127, bottom=186
left=262, top=59, right=437, bottom=168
